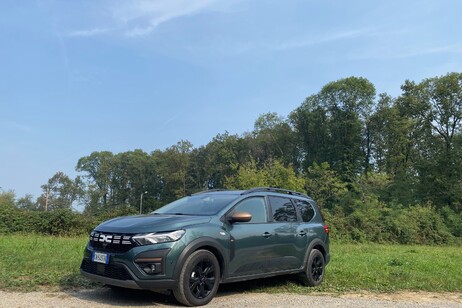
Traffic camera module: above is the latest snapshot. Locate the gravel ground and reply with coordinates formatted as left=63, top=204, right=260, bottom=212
left=0, top=288, right=461, bottom=308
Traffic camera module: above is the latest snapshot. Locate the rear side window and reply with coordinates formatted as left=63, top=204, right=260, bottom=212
left=293, top=199, right=315, bottom=222
left=268, top=196, right=297, bottom=222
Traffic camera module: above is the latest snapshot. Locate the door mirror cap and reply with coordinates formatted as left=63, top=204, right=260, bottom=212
left=228, top=211, right=252, bottom=223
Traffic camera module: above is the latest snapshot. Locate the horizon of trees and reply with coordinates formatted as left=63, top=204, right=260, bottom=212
left=2, top=72, right=461, bottom=221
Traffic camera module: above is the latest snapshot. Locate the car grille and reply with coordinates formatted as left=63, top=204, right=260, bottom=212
left=81, top=259, right=133, bottom=281
left=89, top=231, right=136, bottom=253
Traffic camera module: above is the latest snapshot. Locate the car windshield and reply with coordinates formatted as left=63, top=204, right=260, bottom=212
left=153, top=194, right=239, bottom=216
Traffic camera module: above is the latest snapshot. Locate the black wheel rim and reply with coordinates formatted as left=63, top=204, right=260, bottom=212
left=189, top=259, right=216, bottom=299
left=311, top=255, right=324, bottom=282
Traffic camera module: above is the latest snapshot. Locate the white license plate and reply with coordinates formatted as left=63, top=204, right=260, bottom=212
left=92, top=252, right=109, bottom=264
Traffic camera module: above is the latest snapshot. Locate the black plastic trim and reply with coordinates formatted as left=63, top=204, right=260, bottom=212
left=172, top=237, right=228, bottom=281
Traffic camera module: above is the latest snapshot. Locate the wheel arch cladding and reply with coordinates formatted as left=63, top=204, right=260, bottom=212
left=173, top=237, right=227, bottom=281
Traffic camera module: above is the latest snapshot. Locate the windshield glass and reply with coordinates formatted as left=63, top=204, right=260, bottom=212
left=153, top=194, right=239, bottom=216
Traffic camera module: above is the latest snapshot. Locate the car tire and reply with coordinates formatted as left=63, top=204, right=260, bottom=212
left=173, top=250, right=220, bottom=306
left=298, top=248, right=325, bottom=287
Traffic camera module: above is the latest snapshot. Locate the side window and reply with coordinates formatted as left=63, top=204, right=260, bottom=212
left=268, top=196, right=297, bottom=222
left=293, top=199, right=315, bottom=222
left=233, top=197, right=267, bottom=223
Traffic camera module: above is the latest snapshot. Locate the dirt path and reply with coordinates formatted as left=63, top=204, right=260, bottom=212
left=0, top=289, right=461, bottom=308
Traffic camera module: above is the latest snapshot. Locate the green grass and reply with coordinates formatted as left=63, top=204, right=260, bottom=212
left=0, top=234, right=94, bottom=290
left=0, top=235, right=461, bottom=293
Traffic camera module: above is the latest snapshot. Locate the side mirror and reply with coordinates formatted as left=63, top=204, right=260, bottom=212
left=228, top=211, right=252, bottom=223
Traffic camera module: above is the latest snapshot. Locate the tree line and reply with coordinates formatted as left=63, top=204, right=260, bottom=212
left=1, top=72, right=461, bottom=242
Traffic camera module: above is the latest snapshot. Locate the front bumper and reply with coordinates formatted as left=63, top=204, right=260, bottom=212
left=80, top=267, right=177, bottom=290
left=80, top=243, right=179, bottom=290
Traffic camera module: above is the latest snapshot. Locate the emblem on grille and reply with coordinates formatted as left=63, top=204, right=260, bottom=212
left=99, top=234, right=113, bottom=243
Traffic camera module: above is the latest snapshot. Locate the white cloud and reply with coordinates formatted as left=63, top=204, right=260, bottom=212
left=270, top=28, right=378, bottom=51
left=349, top=42, right=462, bottom=61
left=67, top=27, right=116, bottom=37
left=66, top=0, right=223, bottom=38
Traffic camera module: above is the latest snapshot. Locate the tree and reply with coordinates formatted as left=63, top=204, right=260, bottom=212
left=37, top=172, right=83, bottom=211
left=226, top=159, right=305, bottom=192
left=0, top=190, right=15, bottom=208
left=304, top=162, right=347, bottom=210
left=156, top=140, right=194, bottom=201
left=399, top=73, right=462, bottom=210
left=189, top=133, right=246, bottom=191
left=251, top=112, right=297, bottom=167
left=16, top=194, right=37, bottom=210
left=291, top=77, right=376, bottom=181
left=76, top=151, right=115, bottom=207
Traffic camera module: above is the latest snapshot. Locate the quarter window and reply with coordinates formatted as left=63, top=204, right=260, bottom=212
left=268, top=196, right=297, bottom=222
left=293, top=199, right=315, bottom=222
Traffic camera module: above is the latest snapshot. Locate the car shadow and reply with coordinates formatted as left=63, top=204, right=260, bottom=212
left=61, top=274, right=298, bottom=307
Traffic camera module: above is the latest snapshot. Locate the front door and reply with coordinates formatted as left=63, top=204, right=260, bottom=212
left=226, top=196, right=274, bottom=277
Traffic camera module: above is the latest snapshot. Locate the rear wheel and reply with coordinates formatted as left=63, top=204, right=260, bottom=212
left=298, top=249, right=325, bottom=287
left=173, top=250, right=220, bottom=306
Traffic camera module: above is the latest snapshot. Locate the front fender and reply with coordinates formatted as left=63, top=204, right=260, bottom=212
left=172, top=237, right=229, bottom=283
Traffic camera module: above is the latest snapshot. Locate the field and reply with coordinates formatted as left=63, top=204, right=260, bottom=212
left=0, top=234, right=461, bottom=293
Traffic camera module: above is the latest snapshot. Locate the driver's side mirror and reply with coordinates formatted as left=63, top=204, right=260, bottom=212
left=228, top=211, right=252, bottom=223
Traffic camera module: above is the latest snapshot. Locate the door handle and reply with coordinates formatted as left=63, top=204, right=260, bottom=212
left=262, top=232, right=272, bottom=238
left=298, top=231, right=307, bottom=237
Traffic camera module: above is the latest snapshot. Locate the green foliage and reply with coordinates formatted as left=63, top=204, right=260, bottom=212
left=0, top=206, right=96, bottom=236
left=225, top=160, right=305, bottom=192
left=304, top=162, right=347, bottom=210
left=5, top=72, right=462, bottom=245
left=0, top=190, right=15, bottom=208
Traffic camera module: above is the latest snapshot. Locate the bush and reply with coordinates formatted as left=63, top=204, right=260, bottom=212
left=0, top=200, right=459, bottom=244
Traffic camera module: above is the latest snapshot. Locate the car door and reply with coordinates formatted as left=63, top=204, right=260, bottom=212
left=265, top=196, right=304, bottom=272
left=225, top=196, right=275, bottom=277
left=292, top=198, right=322, bottom=256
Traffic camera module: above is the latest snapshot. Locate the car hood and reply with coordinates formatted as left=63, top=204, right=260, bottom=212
left=94, top=214, right=212, bottom=234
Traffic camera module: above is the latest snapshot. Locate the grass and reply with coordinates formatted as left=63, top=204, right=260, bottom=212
left=0, top=234, right=94, bottom=290
left=0, top=234, right=461, bottom=293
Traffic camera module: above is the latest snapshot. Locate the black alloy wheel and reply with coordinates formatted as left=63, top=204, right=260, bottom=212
left=189, top=259, right=216, bottom=299
left=298, top=248, right=325, bottom=287
left=174, top=250, right=220, bottom=306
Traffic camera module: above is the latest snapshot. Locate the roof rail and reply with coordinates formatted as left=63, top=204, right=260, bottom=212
left=241, top=187, right=310, bottom=199
left=192, top=189, right=229, bottom=195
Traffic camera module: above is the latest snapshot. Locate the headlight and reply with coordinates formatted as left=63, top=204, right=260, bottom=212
left=132, top=230, right=185, bottom=245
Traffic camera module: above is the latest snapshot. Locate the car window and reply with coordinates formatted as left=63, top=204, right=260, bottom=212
left=233, top=197, right=267, bottom=223
left=293, top=199, right=315, bottom=222
left=154, top=194, right=239, bottom=215
left=268, top=196, right=297, bottom=222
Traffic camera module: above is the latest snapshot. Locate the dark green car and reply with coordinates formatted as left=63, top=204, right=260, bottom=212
left=80, top=187, right=330, bottom=306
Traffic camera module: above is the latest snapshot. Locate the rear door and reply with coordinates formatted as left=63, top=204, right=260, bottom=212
left=265, top=196, right=304, bottom=271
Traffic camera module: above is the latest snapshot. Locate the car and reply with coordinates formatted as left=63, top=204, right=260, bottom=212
left=80, top=187, right=330, bottom=306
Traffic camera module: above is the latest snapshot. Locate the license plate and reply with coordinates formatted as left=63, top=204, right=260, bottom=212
left=92, top=252, right=109, bottom=264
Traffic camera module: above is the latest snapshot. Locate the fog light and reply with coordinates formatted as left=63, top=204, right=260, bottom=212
left=135, top=257, right=163, bottom=275
left=143, top=264, right=156, bottom=273
left=140, top=262, right=161, bottom=274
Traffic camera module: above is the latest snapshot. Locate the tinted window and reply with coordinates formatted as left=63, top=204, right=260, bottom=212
left=293, top=199, right=315, bottom=222
left=268, top=196, right=297, bottom=222
left=233, top=197, right=267, bottom=223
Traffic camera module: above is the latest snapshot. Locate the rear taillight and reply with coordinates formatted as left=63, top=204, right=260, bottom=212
left=323, top=225, right=329, bottom=234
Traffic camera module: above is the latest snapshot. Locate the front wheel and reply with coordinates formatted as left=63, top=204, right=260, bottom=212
left=298, top=248, right=325, bottom=287
left=173, top=250, right=220, bottom=306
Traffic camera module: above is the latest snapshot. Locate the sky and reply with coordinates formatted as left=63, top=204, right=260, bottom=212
left=1, top=0, right=462, bottom=200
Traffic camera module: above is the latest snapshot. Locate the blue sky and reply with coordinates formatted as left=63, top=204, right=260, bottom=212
left=1, top=0, right=462, bottom=199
